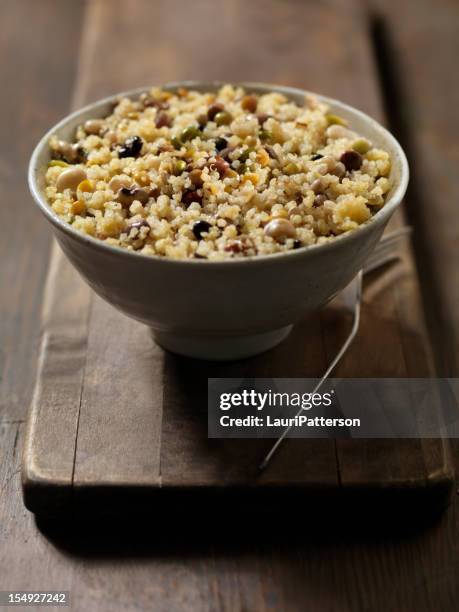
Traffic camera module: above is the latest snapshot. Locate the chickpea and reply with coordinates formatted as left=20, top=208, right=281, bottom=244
left=56, top=167, right=87, bottom=193
left=109, top=176, right=132, bottom=192
left=264, top=218, right=296, bottom=241
left=105, top=130, right=118, bottom=145
left=84, top=119, right=105, bottom=135
left=53, top=140, right=84, bottom=164
left=310, top=178, right=324, bottom=193
left=331, top=161, right=346, bottom=178
left=326, top=124, right=355, bottom=140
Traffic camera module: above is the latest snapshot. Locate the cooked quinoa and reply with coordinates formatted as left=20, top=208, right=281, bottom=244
left=45, top=85, right=392, bottom=260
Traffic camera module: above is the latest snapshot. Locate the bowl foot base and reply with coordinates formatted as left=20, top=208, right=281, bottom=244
left=151, top=325, right=293, bottom=361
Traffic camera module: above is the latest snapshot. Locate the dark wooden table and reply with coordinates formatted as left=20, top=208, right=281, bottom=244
left=1, top=1, right=459, bottom=610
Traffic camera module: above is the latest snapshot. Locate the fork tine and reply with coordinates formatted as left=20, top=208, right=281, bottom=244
left=370, top=226, right=412, bottom=252
left=365, top=242, right=401, bottom=266
left=380, top=226, right=413, bottom=242
left=364, top=253, right=401, bottom=274
left=363, top=226, right=412, bottom=273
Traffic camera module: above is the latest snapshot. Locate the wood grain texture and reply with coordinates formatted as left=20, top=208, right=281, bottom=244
left=160, top=315, right=338, bottom=488
left=0, top=0, right=84, bottom=422
left=74, top=295, right=164, bottom=487
left=2, top=0, right=459, bottom=611
left=21, top=0, right=451, bottom=511
left=370, top=0, right=459, bottom=377
left=22, top=243, right=92, bottom=513
left=0, top=0, right=84, bottom=598
left=49, top=1, right=451, bottom=502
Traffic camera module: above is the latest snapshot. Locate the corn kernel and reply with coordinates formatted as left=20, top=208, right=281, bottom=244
left=77, top=179, right=94, bottom=193
left=133, top=171, right=150, bottom=186
left=49, top=160, right=69, bottom=168
left=71, top=199, right=86, bottom=215
left=256, top=149, right=270, bottom=166
left=242, top=173, right=259, bottom=185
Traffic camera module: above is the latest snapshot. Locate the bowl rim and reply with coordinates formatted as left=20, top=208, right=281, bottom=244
left=28, top=80, right=409, bottom=268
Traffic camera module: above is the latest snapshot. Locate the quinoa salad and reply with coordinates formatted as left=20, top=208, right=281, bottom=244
left=45, top=85, right=392, bottom=260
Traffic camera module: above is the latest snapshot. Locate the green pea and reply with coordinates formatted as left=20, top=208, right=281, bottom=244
left=214, top=111, right=232, bottom=126
left=171, top=135, right=182, bottom=149
left=259, top=129, right=272, bottom=141
left=239, top=147, right=254, bottom=163
left=181, top=125, right=200, bottom=142
left=174, top=159, right=187, bottom=175
left=352, top=138, right=371, bottom=154
left=284, top=162, right=299, bottom=175
left=326, top=113, right=347, bottom=126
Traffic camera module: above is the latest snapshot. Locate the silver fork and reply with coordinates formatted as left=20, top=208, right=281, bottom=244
left=258, top=226, right=412, bottom=472
left=363, top=226, right=412, bottom=274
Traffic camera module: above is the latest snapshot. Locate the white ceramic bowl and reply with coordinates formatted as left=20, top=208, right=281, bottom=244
left=29, top=82, right=408, bottom=360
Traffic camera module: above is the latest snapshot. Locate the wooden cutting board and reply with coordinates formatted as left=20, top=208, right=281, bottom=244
left=21, top=241, right=453, bottom=517
left=21, top=0, right=453, bottom=517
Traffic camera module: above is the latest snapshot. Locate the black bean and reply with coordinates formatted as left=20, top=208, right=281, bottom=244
left=118, top=135, right=143, bottom=158
left=192, top=220, right=212, bottom=240
left=215, top=137, right=228, bottom=151
left=340, top=150, right=363, bottom=171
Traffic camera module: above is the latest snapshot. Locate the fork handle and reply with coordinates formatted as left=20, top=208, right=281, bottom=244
left=258, top=271, right=363, bottom=472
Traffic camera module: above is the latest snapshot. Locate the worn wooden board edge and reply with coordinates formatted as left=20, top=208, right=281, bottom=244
left=21, top=0, right=455, bottom=516
left=21, top=295, right=456, bottom=508
left=23, top=478, right=454, bottom=520
left=21, top=252, right=455, bottom=517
